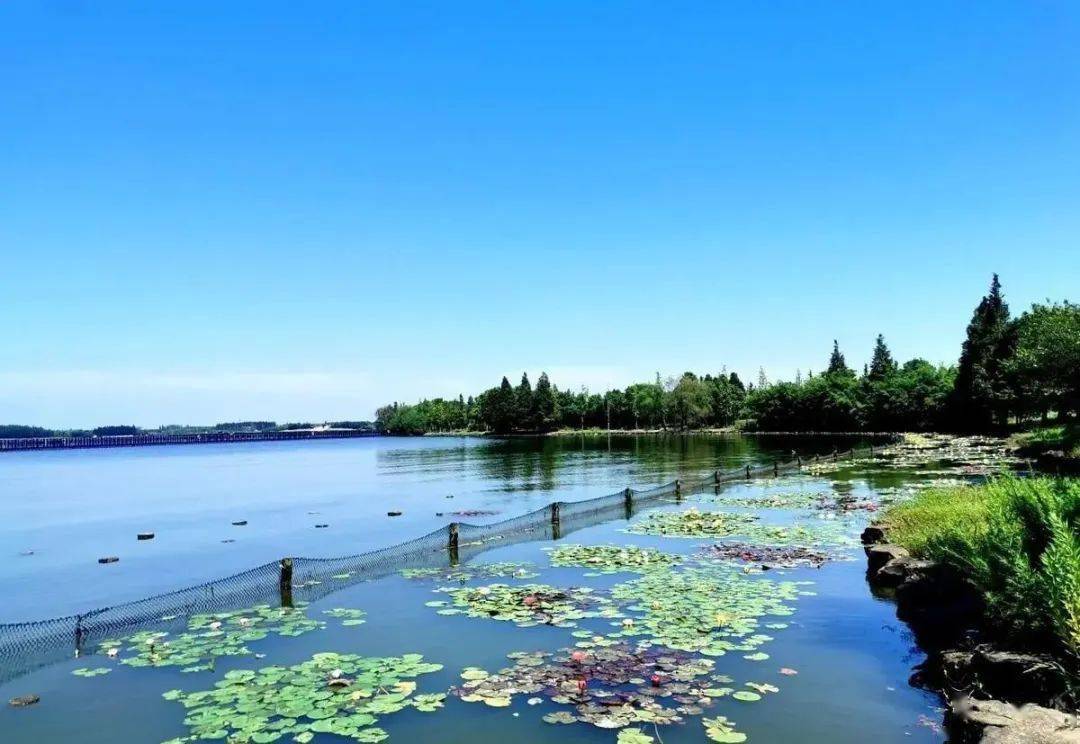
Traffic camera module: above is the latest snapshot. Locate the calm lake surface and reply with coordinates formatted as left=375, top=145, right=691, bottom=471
left=1, top=434, right=971, bottom=743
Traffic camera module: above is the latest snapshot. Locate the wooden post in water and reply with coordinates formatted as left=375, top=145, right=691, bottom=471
left=550, top=502, right=562, bottom=540
left=714, top=469, right=722, bottom=483
left=624, top=488, right=633, bottom=520
left=832, top=449, right=838, bottom=462
left=674, top=479, right=682, bottom=502
left=745, top=464, right=751, bottom=479
left=279, top=558, right=294, bottom=608
left=796, top=454, right=802, bottom=467
left=448, top=522, right=460, bottom=565
left=773, top=460, right=779, bottom=476
left=74, top=614, right=85, bottom=658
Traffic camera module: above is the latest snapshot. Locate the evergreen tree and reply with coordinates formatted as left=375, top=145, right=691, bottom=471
left=514, top=373, right=534, bottom=430
left=757, top=367, right=769, bottom=389
left=827, top=340, right=852, bottom=376
left=951, top=274, right=1012, bottom=430
left=533, top=372, right=559, bottom=431
left=728, top=372, right=745, bottom=391
left=868, top=334, right=897, bottom=381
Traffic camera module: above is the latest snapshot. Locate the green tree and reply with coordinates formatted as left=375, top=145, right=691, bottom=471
left=1006, top=302, right=1080, bottom=422
left=533, top=372, right=559, bottom=431
left=868, top=334, right=897, bottom=381
left=668, top=372, right=712, bottom=429
left=827, top=340, right=852, bottom=377
left=514, top=373, right=534, bottom=430
left=951, top=274, right=1012, bottom=430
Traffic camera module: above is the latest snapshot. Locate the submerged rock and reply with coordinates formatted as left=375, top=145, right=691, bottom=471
left=8, top=694, right=40, bottom=708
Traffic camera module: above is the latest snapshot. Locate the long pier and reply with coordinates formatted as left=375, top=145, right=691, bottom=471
left=0, top=429, right=379, bottom=453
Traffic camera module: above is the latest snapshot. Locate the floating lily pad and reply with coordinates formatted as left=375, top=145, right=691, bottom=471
left=103, top=603, right=324, bottom=671
left=432, top=583, right=620, bottom=628
left=71, top=667, right=111, bottom=677
left=163, top=652, right=443, bottom=743
left=454, top=644, right=735, bottom=732
left=703, top=715, right=748, bottom=742
left=626, top=509, right=758, bottom=538
left=401, top=562, right=538, bottom=582
left=545, top=544, right=682, bottom=574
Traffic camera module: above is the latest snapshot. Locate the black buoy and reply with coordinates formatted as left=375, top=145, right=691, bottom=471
left=137, top=532, right=155, bottom=541
left=231, top=520, right=248, bottom=526
left=387, top=511, right=402, bottom=517
left=98, top=556, right=119, bottom=564
left=315, top=524, right=329, bottom=529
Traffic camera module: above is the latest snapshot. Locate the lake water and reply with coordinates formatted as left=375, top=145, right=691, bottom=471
left=0, top=433, right=989, bottom=743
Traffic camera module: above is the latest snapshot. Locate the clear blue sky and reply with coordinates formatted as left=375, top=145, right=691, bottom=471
left=1, top=1, right=1078, bottom=427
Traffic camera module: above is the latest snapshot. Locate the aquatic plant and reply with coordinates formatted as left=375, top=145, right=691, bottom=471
left=429, top=583, right=620, bottom=627
left=161, top=651, right=444, bottom=743
left=400, top=562, right=537, bottom=582
left=545, top=544, right=682, bottom=574
left=703, top=715, right=747, bottom=742
left=453, top=644, right=737, bottom=731
left=608, top=567, right=803, bottom=656
left=625, top=509, right=758, bottom=538
left=696, top=542, right=830, bottom=569
left=102, top=604, right=324, bottom=672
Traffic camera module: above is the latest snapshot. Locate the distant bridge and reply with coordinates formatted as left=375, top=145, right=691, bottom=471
left=0, top=429, right=379, bottom=453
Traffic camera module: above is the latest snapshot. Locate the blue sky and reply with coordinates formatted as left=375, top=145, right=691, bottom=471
left=1, top=1, right=1078, bottom=427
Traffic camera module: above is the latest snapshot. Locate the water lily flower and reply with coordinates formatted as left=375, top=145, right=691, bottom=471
left=106, top=648, right=118, bottom=658
left=523, top=595, right=538, bottom=606
left=570, top=651, right=587, bottom=663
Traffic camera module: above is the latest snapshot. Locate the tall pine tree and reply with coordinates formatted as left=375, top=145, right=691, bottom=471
left=533, top=372, right=558, bottom=432
left=867, top=334, right=897, bottom=381
left=951, top=274, right=1012, bottom=430
left=827, top=340, right=852, bottom=376
left=515, top=373, right=534, bottom=430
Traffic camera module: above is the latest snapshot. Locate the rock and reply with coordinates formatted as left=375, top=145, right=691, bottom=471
left=949, top=697, right=1080, bottom=743
left=875, top=556, right=933, bottom=588
left=8, top=694, right=40, bottom=708
left=137, top=532, right=155, bottom=540
left=97, top=556, right=119, bottom=564
left=971, top=647, right=1070, bottom=708
left=861, top=525, right=887, bottom=544
left=866, top=544, right=909, bottom=574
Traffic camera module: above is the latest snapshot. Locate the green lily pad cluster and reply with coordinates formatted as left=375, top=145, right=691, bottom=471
left=323, top=608, right=367, bottom=627
left=626, top=509, right=758, bottom=538
left=703, top=714, right=747, bottom=743
left=545, top=544, right=682, bottom=574
left=429, top=583, right=621, bottom=628
left=609, top=567, right=802, bottom=655
left=401, top=562, right=538, bottom=582
left=102, top=604, right=324, bottom=673
left=453, top=644, right=738, bottom=731
left=161, top=651, right=444, bottom=743
left=71, top=667, right=111, bottom=677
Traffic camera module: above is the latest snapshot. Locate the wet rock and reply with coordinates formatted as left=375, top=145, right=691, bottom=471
left=875, top=556, right=934, bottom=588
left=861, top=525, right=887, bottom=545
left=137, top=532, right=155, bottom=540
left=866, top=544, right=909, bottom=574
left=97, top=556, right=119, bottom=564
left=948, top=697, right=1080, bottom=743
left=8, top=694, right=40, bottom=708
left=970, top=647, right=1071, bottom=708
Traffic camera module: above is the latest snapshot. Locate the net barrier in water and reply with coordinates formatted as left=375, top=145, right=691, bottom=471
left=0, top=441, right=894, bottom=685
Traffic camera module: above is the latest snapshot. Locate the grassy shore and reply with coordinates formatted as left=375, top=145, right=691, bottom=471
left=881, top=475, right=1080, bottom=660
left=1010, top=423, right=1080, bottom=459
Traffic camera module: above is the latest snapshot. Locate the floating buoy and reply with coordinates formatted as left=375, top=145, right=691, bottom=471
left=231, top=520, right=248, bottom=526
left=8, top=694, right=39, bottom=708
left=435, top=512, right=443, bottom=517
left=314, top=524, right=329, bottom=529
left=387, top=511, right=402, bottom=517
left=98, top=556, right=119, bottom=564
left=19, top=550, right=34, bottom=557
left=137, top=533, right=155, bottom=541
left=221, top=539, right=235, bottom=544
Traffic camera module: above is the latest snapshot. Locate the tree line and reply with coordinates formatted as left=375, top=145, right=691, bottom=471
left=376, top=275, right=1078, bottom=435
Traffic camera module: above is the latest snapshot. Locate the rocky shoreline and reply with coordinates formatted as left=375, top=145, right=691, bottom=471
left=861, top=525, right=1079, bottom=742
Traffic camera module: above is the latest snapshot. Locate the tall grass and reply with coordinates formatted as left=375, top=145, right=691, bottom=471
left=884, top=476, right=1080, bottom=660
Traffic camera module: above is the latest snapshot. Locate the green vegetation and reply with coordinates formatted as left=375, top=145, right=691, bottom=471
left=377, top=275, right=1077, bottom=435
left=882, top=476, right=1080, bottom=658
left=1012, top=424, right=1080, bottom=459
